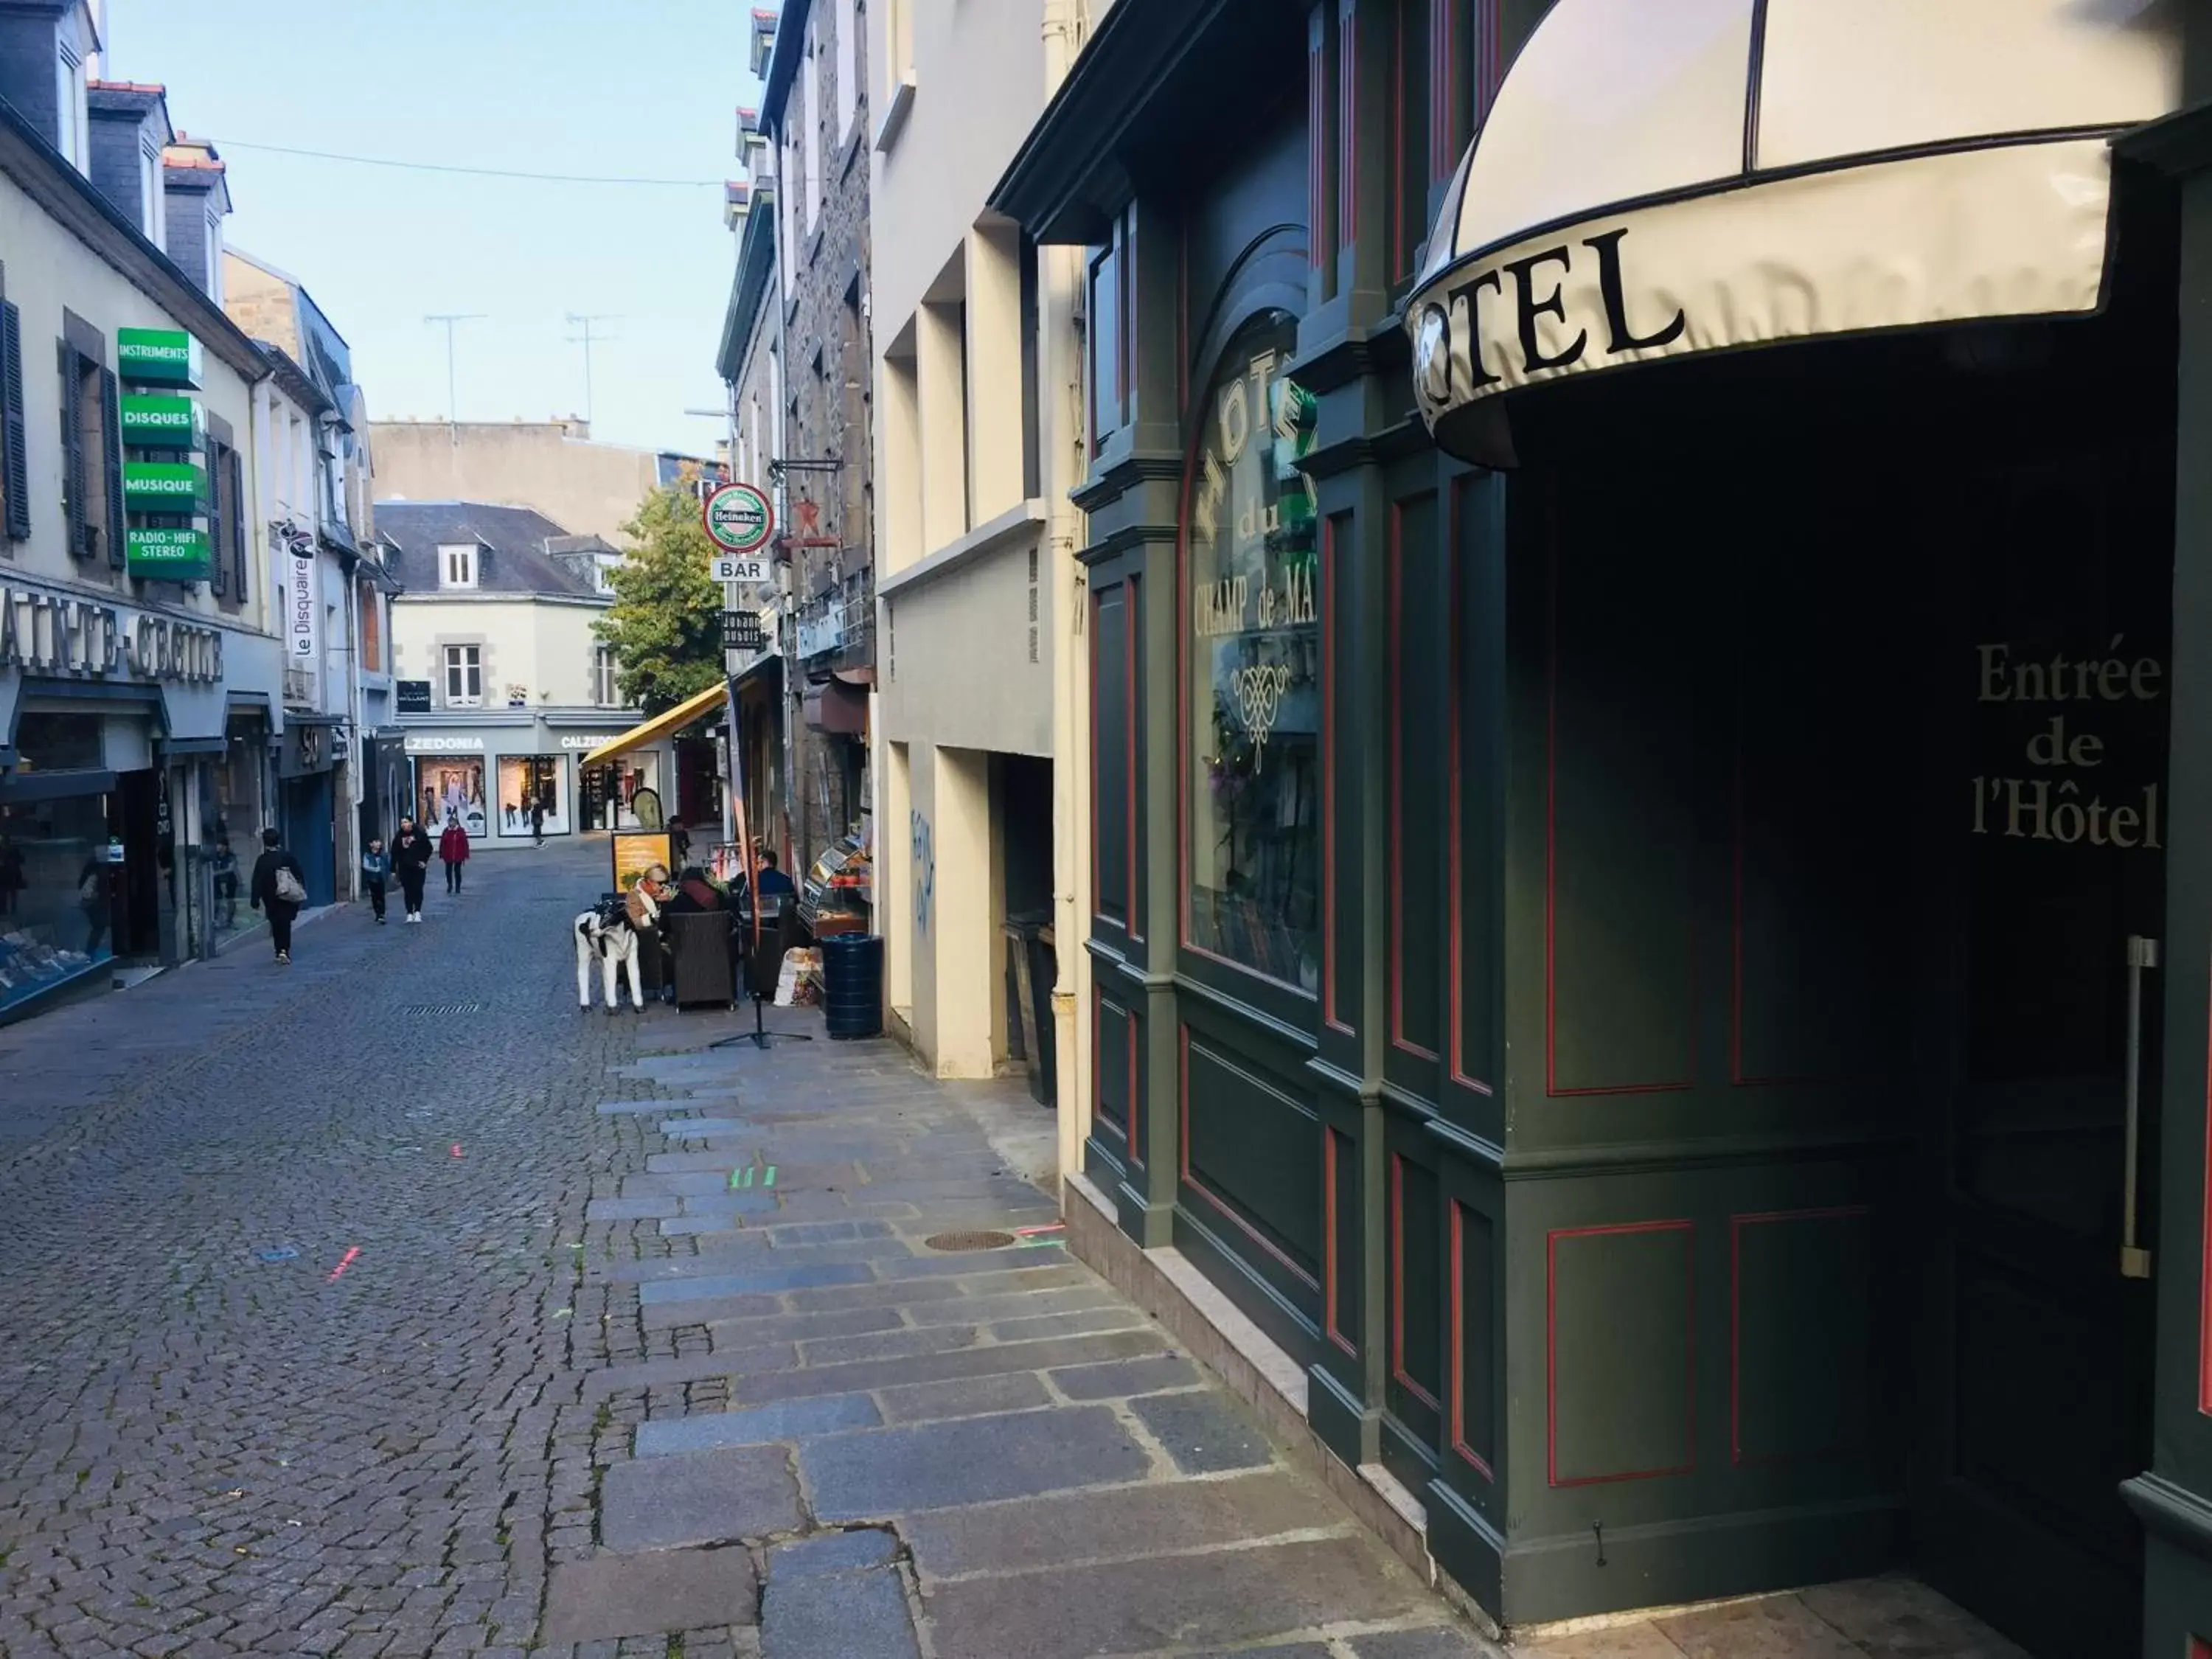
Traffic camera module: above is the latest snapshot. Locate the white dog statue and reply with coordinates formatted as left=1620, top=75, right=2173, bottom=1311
left=574, top=878, right=662, bottom=1012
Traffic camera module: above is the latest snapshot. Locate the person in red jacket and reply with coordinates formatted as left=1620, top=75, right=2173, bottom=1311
left=438, top=812, right=471, bottom=894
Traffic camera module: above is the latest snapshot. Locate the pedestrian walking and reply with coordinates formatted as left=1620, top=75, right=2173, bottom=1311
left=361, top=838, right=391, bottom=924
left=248, top=827, right=307, bottom=964
left=439, top=813, right=470, bottom=894
left=392, top=816, right=432, bottom=922
left=530, top=796, right=546, bottom=847
left=77, top=854, right=110, bottom=953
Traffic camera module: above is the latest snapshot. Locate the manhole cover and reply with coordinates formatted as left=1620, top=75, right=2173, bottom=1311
left=923, top=1230, right=1016, bottom=1253
left=406, top=1001, right=487, bottom=1016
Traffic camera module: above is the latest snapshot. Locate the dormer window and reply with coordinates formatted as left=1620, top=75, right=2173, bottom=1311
left=439, top=543, right=477, bottom=588
left=140, top=138, right=164, bottom=244
left=55, top=44, right=85, bottom=172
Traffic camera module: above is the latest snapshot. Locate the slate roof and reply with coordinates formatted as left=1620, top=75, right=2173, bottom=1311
left=373, top=501, right=606, bottom=598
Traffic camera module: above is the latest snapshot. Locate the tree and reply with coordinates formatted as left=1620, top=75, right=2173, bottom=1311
left=595, top=485, right=723, bottom=716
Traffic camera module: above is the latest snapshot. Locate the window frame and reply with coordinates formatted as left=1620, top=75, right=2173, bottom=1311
left=443, top=643, right=483, bottom=707
left=440, top=543, right=477, bottom=589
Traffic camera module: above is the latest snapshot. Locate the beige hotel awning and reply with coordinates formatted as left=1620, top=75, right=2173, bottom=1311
left=1407, top=0, right=2182, bottom=463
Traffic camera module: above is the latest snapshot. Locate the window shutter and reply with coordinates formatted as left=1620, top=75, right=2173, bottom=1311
left=207, top=441, right=226, bottom=594
left=1, top=302, right=27, bottom=541
left=229, top=449, right=247, bottom=596
left=60, top=347, right=86, bottom=560
left=100, top=367, right=123, bottom=568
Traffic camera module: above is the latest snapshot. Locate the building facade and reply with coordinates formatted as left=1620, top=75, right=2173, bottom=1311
left=717, top=102, right=788, bottom=872
left=375, top=501, right=669, bottom=846
left=993, top=2, right=2212, bottom=1655
left=0, top=10, right=327, bottom=1020
left=757, top=0, right=875, bottom=890
left=369, top=417, right=720, bottom=552
left=867, top=0, right=1091, bottom=1150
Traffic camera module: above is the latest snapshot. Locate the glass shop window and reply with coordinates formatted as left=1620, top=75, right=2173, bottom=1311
left=1182, top=310, right=1323, bottom=992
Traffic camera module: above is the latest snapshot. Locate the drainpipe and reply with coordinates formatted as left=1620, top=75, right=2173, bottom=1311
left=1040, top=0, right=1091, bottom=1185
left=773, top=160, right=799, bottom=875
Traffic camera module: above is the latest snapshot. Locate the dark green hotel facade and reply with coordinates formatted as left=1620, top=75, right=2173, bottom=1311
left=994, top=1, right=2212, bottom=1652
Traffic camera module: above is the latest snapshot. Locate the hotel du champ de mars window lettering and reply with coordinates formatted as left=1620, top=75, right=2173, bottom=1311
left=1185, top=311, right=1322, bottom=990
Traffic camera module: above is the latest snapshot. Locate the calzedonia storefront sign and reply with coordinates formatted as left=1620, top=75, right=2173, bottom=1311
left=0, top=582, right=223, bottom=682
left=116, top=327, right=203, bottom=389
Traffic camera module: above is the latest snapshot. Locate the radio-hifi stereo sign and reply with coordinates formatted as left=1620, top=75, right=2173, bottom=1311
left=703, top=480, right=774, bottom=580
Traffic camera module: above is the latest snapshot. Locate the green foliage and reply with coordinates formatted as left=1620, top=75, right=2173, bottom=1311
left=595, top=486, right=723, bottom=716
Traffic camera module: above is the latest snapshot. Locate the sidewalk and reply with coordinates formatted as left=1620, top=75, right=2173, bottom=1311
left=557, top=1015, right=1492, bottom=1659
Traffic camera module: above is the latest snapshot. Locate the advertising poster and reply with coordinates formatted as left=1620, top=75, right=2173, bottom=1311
left=414, top=758, right=490, bottom=839
left=612, top=831, right=672, bottom=894
left=496, top=757, right=570, bottom=838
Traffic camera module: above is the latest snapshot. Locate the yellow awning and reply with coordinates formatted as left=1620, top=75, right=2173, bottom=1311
left=578, top=681, right=726, bottom=768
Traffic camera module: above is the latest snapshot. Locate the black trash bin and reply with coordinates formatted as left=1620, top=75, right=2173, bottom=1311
left=819, top=933, right=884, bottom=1040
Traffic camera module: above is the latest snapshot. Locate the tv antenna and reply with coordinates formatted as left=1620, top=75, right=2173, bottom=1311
left=566, top=313, right=622, bottom=426
left=422, top=313, right=485, bottom=425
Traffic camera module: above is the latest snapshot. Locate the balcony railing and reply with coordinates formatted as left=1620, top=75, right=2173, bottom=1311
left=794, top=568, right=874, bottom=674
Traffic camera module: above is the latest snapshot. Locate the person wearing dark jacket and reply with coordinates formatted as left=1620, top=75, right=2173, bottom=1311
left=392, top=817, right=433, bottom=922
left=248, top=827, right=307, bottom=964
left=361, top=839, right=391, bottom=925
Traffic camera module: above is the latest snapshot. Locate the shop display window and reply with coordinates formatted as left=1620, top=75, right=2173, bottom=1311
left=496, top=756, right=569, bottom=838
left=0, top=793, right=114, bottom=1011
left=1182, top=311, right=1324, bottom=992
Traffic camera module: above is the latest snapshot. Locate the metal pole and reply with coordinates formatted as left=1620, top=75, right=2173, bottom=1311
left=422, top=314, right=484, bottom=429
left=565, top=313, right=621, bottom=428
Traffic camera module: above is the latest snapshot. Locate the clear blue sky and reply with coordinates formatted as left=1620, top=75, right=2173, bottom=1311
left=111, top=0, right=754, bottom=456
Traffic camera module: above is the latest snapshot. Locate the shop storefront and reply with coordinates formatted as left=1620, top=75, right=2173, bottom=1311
left=278, top=717, right=340, bottom=905
left=200, top=698, right=273, bottom=952
left=400, top=720, right=675, bottom=844
left=996, top=2, right=2207, bottom=1653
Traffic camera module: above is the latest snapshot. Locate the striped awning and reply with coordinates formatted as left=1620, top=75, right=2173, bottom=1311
left=1407, top=0, right=2181, bottom=463
left=577, top=681, right=726, bottom=768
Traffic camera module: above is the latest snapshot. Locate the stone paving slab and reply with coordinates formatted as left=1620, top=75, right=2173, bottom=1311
left=760, top=1558, right=922, bottom=1659
left=636, top=1394, right=882, bottom=1455
left=874, top=1370, right=1057, bottom=1423
left=731, top=1328, right=1174, bottom=1405
left=599, top=1443, right=804, bottom=1550
left=540, top=1545, right=759, bottom=1645
left=800, top=1404, right=1153, bottom=1520
left=769, top=1525, right=901, bottom=1578
left=899, top=1469, right=1352, bottom=1578
left=1130, top=1387, right=1277, bottom=1473
left=919, top=1534, right=1442, bottom=1659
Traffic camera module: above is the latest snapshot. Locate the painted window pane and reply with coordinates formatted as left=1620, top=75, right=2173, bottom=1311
left=1088, top=243, right=1120, bottom=449
left=1183, top=310, right=1322, bottom=991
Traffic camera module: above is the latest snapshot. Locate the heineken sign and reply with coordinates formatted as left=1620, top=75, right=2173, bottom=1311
left=119, top=394, right=205, bottom=451
left=123, top=462, right=211, bottom=514
left=125, top=527, right=213, bottom=582
left=703, top=480, right=774, bottom=556
left=116, top=327, right=202, bottom=389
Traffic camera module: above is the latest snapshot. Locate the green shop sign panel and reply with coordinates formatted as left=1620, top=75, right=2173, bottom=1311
left=125, top=526, right=212, bottom=582
left=123, top=461, right=211, bottom=514
left=116, top=327, right=203, bottom=389
left=119, top=394, right=205, bottom=451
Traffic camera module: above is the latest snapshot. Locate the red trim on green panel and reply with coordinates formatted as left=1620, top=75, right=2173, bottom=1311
left=1546, top=1220, right=1696, bottom=1488
left=1324, top=1128, right=1356, bottom=1356
left=1727, top=1207, right=1868, bottom=1465
left=1180, top=1026, right=1321, bottom=1292
left=1094, top=987, right=1129, bottom=1147
left=1448, top=1199, right=1493, bottom=1478
left=1389, top=1154, right=1441, bottom=1411
left=1127, top=1006, right=1144, bottom=1168
left=1446, top=476, right=1491, bottom=1096
left=1388, top=501, right=1437, bottom=1062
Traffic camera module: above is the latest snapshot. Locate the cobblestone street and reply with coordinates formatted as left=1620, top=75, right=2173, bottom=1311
left=0, top=838, right=1492, bottom=1658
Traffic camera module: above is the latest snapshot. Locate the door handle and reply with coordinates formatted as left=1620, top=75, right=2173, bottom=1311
left=2122, top=934, right=2159, bottom=1279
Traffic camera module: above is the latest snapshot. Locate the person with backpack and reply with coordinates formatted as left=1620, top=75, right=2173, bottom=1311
left=392, top=817, right=432, bottom=922
left=361, top=838, right=391, bottom=925
left=248, top=827, right=307, bottom=964
left=439, top=812, right=471, bottom=894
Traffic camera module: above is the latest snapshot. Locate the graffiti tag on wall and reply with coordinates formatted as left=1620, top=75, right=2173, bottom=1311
left=910, top=809, right=934, bottom=935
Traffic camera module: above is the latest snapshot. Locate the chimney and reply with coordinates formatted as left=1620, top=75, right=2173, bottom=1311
left=0, top=0, right=98, bottom=166
left=86, top=80, right=170, bottom=239
left=161, top=134, right=231, bottom=298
